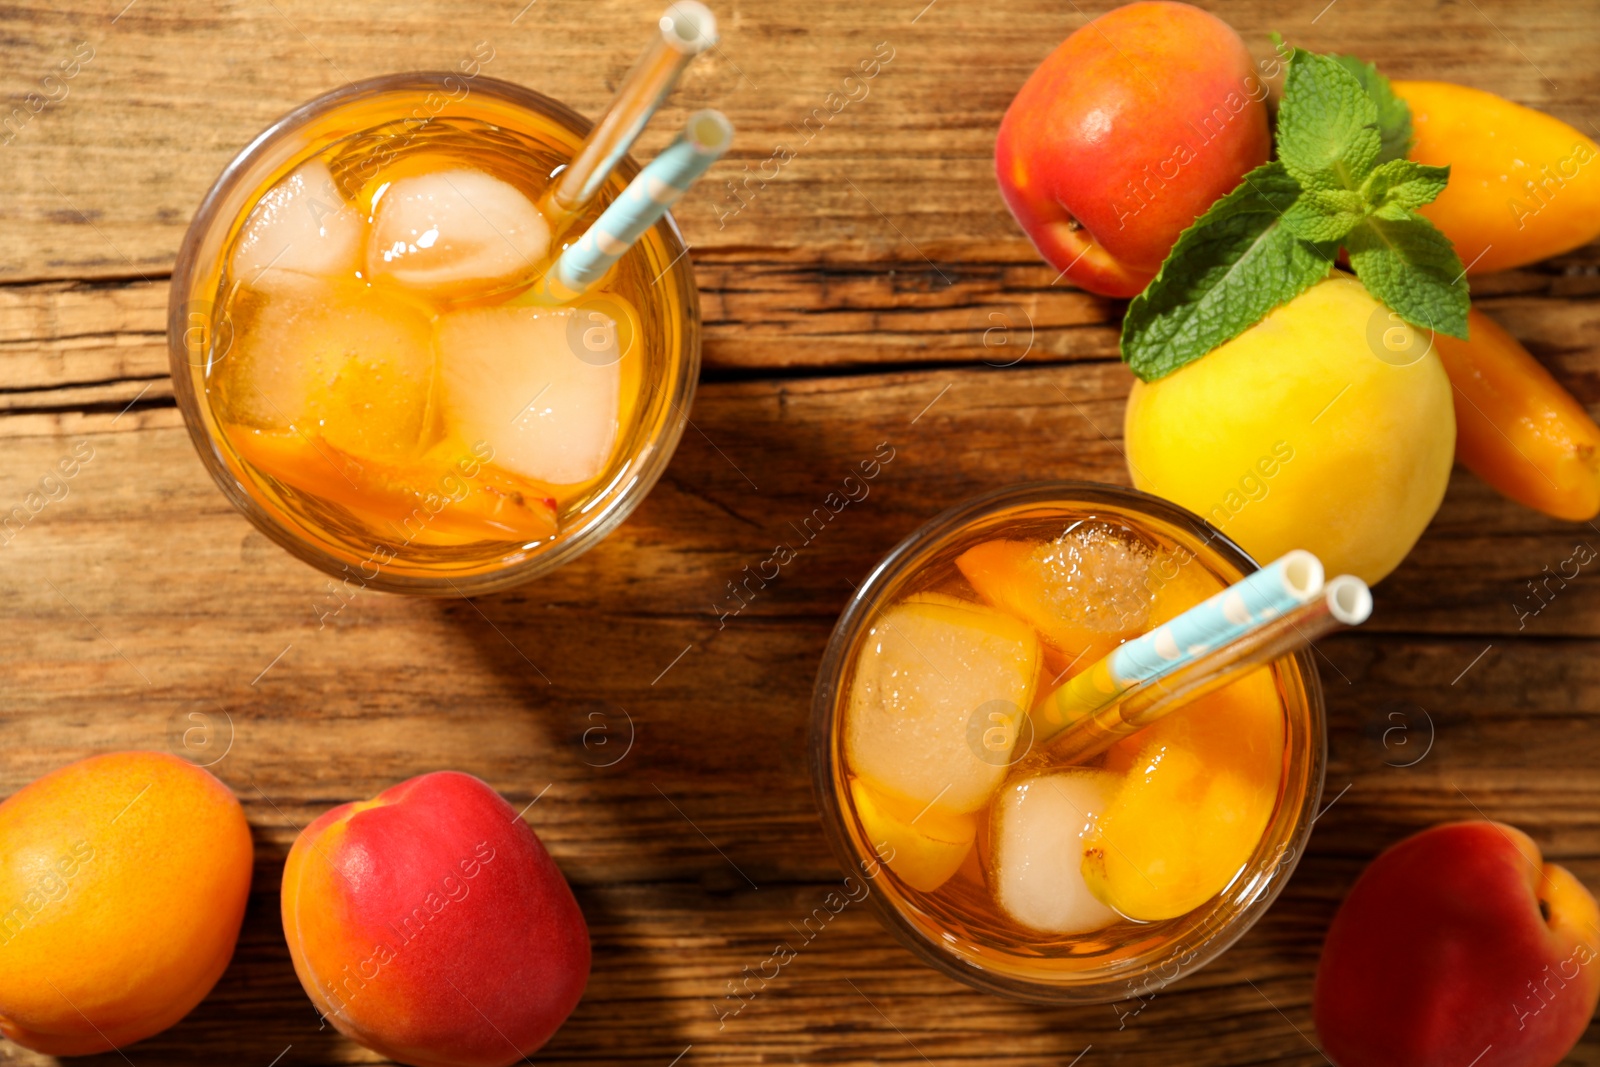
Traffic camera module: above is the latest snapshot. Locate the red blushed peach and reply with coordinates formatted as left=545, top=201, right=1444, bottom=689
left=281, top=772, right=589, bottom=1067
left=1314, top=821, right=1600, bottom=1067
left=995, top=2, right=1271, bottom=297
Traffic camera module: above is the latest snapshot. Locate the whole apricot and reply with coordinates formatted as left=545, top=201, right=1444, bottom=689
left=282, top=771, right=589, bottom=1067
left=0, top=751, right=253, bottom=1055
left=1315, top=821, right=1600, bottom=1067
left=1397, top=81, right=1600, bottom=274
left=996, top=2, right=1271, bottom=297
left=1124, top=274, right=1455, bottom=583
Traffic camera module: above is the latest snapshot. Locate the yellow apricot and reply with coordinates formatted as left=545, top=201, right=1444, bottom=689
left=849, top=777, right=976, bottom=893
left=1124, top=275, right=1455, bottom=584
left=1396, top=80, right=1600, bottom=274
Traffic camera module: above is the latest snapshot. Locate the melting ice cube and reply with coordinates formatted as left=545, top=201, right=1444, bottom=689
left=231, top=159, right=363, bottom=283
left=367, top=169, right=550, bottom=296
left=217, top=275, right=436, bottom=463
left=435, top=305, right=622, bottom=486
left=844, top=593, right=1041, bottom=815
left=991, top=770, right=1120, bottom=935
left=1032, top=520, right=1154, bottom=635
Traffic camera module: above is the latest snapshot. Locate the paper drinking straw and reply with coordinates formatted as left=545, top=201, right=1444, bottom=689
left=1045, top=573, right=1373, bottom=764
left=539, top=1, right=718, bottom=228
left=1036, top=549, right=1326, bottom=738
left=530, top=110, right=732, bottom=304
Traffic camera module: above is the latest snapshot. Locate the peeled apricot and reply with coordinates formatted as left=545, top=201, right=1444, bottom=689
left=849, top=777, right=976, bottom=893
left=1084, top=666, right=1284, bottom=920
left=1396, top=81, right=1600, bottom=275
left=1435, top=308, right=1600, bottom=521
left=0, top=752, right=253, bottom=1055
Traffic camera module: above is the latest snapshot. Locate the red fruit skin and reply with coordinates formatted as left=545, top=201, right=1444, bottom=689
left=282, top=771, right=590, bottom=1067
left=995, top=1, right=1271, bottom=297
left=1314, top=821, right=1600, bottom=1067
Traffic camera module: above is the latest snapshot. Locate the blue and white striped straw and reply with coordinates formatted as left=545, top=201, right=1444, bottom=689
left=532, top=109, right=733, bottom=304
left=1038, top=549, right=1325, bottom=734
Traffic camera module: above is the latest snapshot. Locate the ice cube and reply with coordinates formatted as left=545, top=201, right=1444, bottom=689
left=216, top=274, right=436, bottom=463
left=1033, top=521, right=1154, bottom=634
left=367, top=169, right=550, bottom=296
left=844, top=593, right=1041, bottom=815
left=435, top=305, right=622, bottom=486
left=231, top=159, right=364, bottom=284
left=991, top=770, right=1121, bottom=935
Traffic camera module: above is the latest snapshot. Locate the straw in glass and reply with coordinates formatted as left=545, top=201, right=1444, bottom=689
left=1036, top=549, right=1325, bottom=738
left=525, top=109, right=732, bottom=304
left=539, top=1, right=719, bottom=229
left=1044, top=573, right=1373, bottom=764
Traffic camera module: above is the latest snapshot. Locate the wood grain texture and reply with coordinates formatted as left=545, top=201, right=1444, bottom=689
left=2, top=0, right=1600, bottom=1064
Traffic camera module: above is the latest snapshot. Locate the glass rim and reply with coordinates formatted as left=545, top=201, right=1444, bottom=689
left=166, top=71, right=700, bottom=596
left=808, top=479, right=1328, bottom=1003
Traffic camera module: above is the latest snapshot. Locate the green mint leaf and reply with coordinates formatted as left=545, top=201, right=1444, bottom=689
left=1346, top=213, right=1470, bottom=340
left=1277, top=48, right=1381, bottom=191
left=1362, top=159, right=1449, bottom=213
left=1331, top=53, right=1413, bottom=163
left=1280, top=187, right=1367, bottom=243
left=1121, top=162, right=1336, bottom=382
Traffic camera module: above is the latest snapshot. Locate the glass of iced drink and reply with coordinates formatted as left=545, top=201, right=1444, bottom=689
left=168, top=72, right=699, bottom=593
left=810, top=482, right=1325, bottom=1003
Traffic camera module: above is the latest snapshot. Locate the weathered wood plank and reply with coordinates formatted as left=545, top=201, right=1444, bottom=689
left=3, top=1, right=1599, bottom=282
left=0, top=248, right=1596, bottom=388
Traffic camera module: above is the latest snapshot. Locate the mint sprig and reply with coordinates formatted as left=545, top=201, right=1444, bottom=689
left=1121, top=44, right=1469, bottom=383
left=1331, top=53, right=1413, bottom=164
left=1122, top=163, right=1336, bottom=382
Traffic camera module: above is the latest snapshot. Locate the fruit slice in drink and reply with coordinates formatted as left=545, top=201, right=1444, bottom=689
left=1084, top=665, right=1286, bottom=920
left=849, top=777, right=976, bottom=893
left=957, top=520, right=1154, bottom=675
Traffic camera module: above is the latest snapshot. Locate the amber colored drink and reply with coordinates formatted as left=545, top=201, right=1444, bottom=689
left=170, top=74, right=698, bottom=593
left=811, top=483, right=1324, bottom=1003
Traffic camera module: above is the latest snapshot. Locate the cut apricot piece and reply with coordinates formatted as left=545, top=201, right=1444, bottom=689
left=228, top=428, right=558, bottom=544
left=1144, top=550, right=1227, bottom=626
left=850, top=777, right=975, bottom=893
left=1084, top=665, right=1285, bottom=920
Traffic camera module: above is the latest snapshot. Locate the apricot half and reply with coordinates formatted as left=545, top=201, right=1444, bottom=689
left=1083, top=666, right=1285, bottom=921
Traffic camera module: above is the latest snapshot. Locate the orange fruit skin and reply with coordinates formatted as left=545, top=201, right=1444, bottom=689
left=0, top=751, right=254, bottom=1055
left=1397, top=81, right=1600, bottom=275
left=1436, top=308, right=1600, bottom=521
left=280, top=771, right=590, bottom=1067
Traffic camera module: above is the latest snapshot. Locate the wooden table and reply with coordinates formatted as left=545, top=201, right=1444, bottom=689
left=3, top=1, right=1599, bottom=1063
